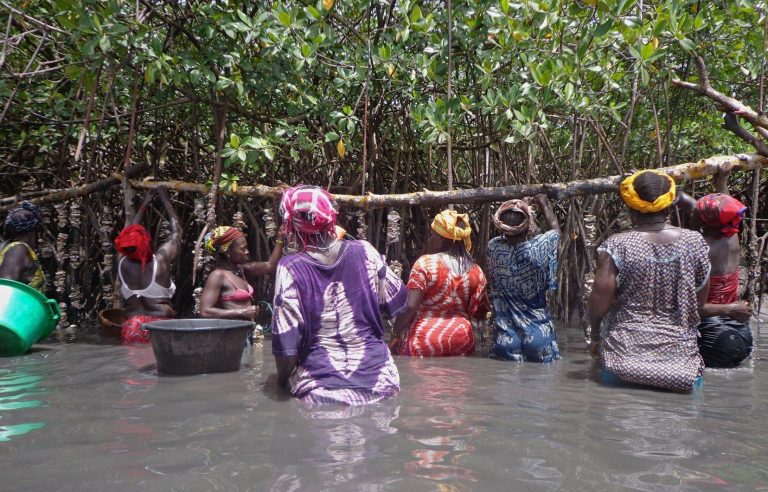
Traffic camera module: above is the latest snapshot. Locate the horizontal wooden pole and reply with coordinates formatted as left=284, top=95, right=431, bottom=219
left=0, top=164, right=147, bottom=213
left=133, top=153, right=768, bottom=209
left=2, top=154, right=766, bottom=212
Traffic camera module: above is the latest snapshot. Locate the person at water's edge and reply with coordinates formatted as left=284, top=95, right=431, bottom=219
left=589, top=170, right=710, bottom=392
left=677, top=163, right=753, bottom=368
left=199, top=224, right=285, bottom=320
left=0, top=201, right=45, bottom=291
left=114, top=188, right=180, bottom=343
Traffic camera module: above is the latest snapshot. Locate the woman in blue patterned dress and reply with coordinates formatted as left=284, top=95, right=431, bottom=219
left=487, top=194, right=561, bottom=362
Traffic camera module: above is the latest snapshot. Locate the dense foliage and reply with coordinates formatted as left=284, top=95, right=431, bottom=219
left=0, top=0, right=765, bottom=320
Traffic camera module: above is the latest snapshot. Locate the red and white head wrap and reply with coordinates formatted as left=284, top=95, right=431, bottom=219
left=279, top=185, right=338, bottom=241
left=696, top=193, right=747, bottom=238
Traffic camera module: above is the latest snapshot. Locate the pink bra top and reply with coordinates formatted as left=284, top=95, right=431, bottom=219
left=219, top=273, right=254, bottom=303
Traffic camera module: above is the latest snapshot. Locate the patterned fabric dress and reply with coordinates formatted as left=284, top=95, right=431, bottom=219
left=0, top=241, right=45, bottom=291
left=272, top=240, right=407, bottom=406
left=399, top=254, right=487, bottom=357
left=598, top=229, right=710, bottom=391
left=486, top=230, right=560, bottom=362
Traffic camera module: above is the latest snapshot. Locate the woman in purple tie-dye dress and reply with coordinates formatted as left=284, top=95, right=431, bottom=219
left=271, top=186, right=407, bottom=406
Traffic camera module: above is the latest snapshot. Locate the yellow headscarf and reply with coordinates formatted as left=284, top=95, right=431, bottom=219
left=619, top=171, right=676, bottom=213
left=431, top=210, right=472, bottom=252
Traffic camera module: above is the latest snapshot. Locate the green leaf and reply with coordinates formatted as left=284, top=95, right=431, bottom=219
left=640, top=65, right=649, bottom=86
left=99, top=35, right=111, bottom=53
left=324, top=131, right=339, bottom=142
left=277, top=9, right=292, bottom=27
left=264, top=148, right=275, bottom=160
left=501, top=0, right=509, bottom=14
left=306, top=6, right=321, bottom=19
left=236, top=10, right=251, bottom=26
left=230, top=134, right=240, bottom=148
left=640, top=43, right=655, bottom=61
left=410, top=6, right=422, bottom=23
left=109, top=23, right=129, bottom=35
left=144, top=65, right=155, bottom=84
left=678, top=37, right=696, bottom=53
left=593, top=20, right=612, bottom=37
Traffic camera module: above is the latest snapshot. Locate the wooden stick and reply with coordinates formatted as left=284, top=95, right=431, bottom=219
left=131, top=153, right=768, bottom=209
left=5, top=154, right=767, bottom=213
left=0, top=164, right=147, bottom=213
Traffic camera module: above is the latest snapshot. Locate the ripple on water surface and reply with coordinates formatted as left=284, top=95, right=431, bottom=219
left=0, top=325, right=766, bottom=491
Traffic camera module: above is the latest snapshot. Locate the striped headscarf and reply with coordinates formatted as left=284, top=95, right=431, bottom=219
left=204, top=226, right=245, bottom=254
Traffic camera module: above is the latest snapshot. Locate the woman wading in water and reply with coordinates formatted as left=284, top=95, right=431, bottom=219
left=678, top=164, right=753, bottom=367
left=390, top=209, right=488, bottom=357
left=0, top=201, right=45, bottom=291
left=486, top=195, right=561, bottom=362
left=199, top=224, right=285, bottom=320
left=114, top=188, right=180, bottom=343
left=270, top=185, right=406, bottom=406
left=589, top=170, right=710, bottom=391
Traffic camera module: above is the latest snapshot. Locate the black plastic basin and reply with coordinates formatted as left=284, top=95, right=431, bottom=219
left=143, top=319, right=251, bottom=375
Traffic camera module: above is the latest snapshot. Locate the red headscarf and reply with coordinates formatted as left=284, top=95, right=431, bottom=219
left=696, top=194, right=747, bottom=238
left=114, top=224, right=153, bottom=271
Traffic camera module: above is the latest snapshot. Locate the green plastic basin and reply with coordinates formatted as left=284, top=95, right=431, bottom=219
left=0, top=279, right=60, bottom=356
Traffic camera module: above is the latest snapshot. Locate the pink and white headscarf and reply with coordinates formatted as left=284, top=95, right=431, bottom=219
left=279, top=185, right=338, bottom=240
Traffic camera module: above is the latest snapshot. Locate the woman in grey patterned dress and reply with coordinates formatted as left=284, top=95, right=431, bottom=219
left=588, top=171, right=711, bottom=391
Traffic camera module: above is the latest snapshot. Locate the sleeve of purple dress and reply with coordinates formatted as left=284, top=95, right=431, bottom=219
left=361, top=241, right=407, bottom=319
left=271, top=261, right=304, bottom=357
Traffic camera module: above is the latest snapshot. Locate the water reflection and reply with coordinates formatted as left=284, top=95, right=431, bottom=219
left=102, top=345, right=158, bottom=479
left=0, top=369, right=46, bottom=442
left=399, top=361, right=483, bottom=484
left=294, top=401, right=400, bottom=490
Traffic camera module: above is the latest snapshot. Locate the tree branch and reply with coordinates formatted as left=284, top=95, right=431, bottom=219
left=672, top=56, right=768, bottom=134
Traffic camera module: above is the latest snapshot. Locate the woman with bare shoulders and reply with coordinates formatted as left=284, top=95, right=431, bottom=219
left=114, top=188, right=180, bottom=343
left=199, top=224, right=285, bottom=321
left=678, top=164, right=753, bottom=367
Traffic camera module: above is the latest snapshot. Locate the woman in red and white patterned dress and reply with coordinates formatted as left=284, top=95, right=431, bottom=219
left=391, top=210, right=488, bottom=357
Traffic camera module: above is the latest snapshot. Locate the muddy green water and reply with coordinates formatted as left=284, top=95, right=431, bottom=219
left=0, top=325, right=766, bottom=491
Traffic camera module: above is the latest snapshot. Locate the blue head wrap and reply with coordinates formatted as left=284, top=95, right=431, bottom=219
left=4, top=201, right=43, bottom=236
